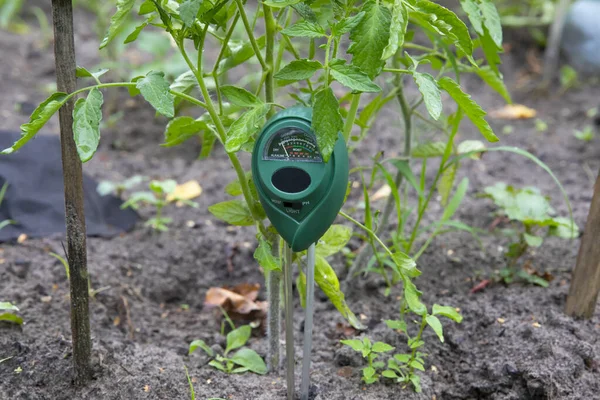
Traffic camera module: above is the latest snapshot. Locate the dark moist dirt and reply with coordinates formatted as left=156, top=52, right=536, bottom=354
left=1, top=6, right=600, bottom=400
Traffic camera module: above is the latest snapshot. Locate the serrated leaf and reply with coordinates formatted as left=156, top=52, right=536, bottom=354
left=281, top=21, right=325, bottom=38
left=208, top=200, right=254, bottom=226
left=312, top=87, right=342, bottom=163
left=412, top=0, right=473, bottom=56
left=548, top=217, right=579, bottom=239
left=189, top=339, right=214, bottom=356
left=0, top=302, right=18, bottom=311
left=372, top=342, right=394, bottom=353
left=315, top=256, right=364, bottom=329
left=274, top=59, right=322, bottom=82
left=392, top=252, right=417, bottom=273
left=411, top=142, right=446, bottom=158
left=254, top=237, right=281, bottom=272
left=412, top=71, right=442, bottom=120
left=480, top=0, right=502, bottom=48
left=473, top=67, right=511, bottom=104
left=73, top=88, right=104, bottom=163
left=225, top=325, right=251, bottom=355
left=218, top=36, right=266, bottom=75
left=0, top=313, right=22, bottom=325
left=225, top=104, right=270, bottom=153
left=76, top=66, right=109, bottom=81
left=136, top=71, right=175, bottom=118
left=426, top=314, right=444, bottom=342
left=437, top=163, right=457, bottom=207
left=404, top=279, right=426, bottom=315
left=100, top=0, right=136, bottom=49
left=2, top=92, right=67, bottom=155
left=316, top=224, right=352, bottom=257
left=124, top=16, right=153, bottom=44
left=481, top=28, right=502, bottom=75
left=179, top=0, right=201, bottom=27
left=330, top=61, right=381, bottom=93
left=334, top=11, right=365, bottom=35
left=221, top=85, right=263, bottom=108
left=348, top=0, right=391, bottom=79
left=460, top=0, right=483, bottom=35
left=432, top=304, right=463, bottom=323
left=230, top=348, right=267, bottom=375
left=162, top=116, right=206, bottom=147
left=341, top=339, right=364, bottom=352
left=381, top=0, right=408, bottom=60
left=438, top=76, right=498, bottom=142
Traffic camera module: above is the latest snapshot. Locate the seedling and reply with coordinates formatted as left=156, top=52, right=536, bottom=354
left=122, top=179, right=198, bottom=231
left=483, top=182, right=579, bottom=286
left=0, top=182, right=15, bottom=231
left=97, top=175, right=146, bottom=197
left=0, top=301, right=23, bottom=325
left=574, top=126, right=595, bottom=142
left=340, top=337, right=394, bottom=384
left=189, top=325, right=267, bottom=375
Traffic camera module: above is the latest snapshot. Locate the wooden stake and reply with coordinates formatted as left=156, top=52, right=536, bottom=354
left=51, top=0, right=92, bottom=384
left=566, top=170, right=600, bottom=318
left=542, top=0, right=572, bottom=85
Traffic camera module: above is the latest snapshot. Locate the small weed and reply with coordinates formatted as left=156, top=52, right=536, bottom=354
left=574, top=126, right=595, bottom=142
left=0, top=301, right=23, bottom=325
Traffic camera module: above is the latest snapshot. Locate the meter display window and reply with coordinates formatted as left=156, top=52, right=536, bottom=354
left=263, top=128, right=323, bottom=163
left=271, top=167, right=311, bottom=193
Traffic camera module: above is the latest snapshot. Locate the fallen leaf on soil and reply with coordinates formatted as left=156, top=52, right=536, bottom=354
left=0, top=258, right=4, bottom=264
left=337, top=366, right=354, bottom=378
left=17, top=234, right=27, bottom=244
left=470, top=279, right=491, bottom=293
left=524, top=262, right=554, bottom=283
left=489, top=104, right=537, bottom=120
left=497, top=318, right=506, bottom=324
left=335, top=322, right=357, bottom=337
left=205, top=284, right=267, bottom=318
left=113, top=316, right=121, bottom=326
left=166, top=180, right=202, bottom=202
left=40, top=296, right=52, bottom=303
left=143, top=385, right=150, bottom=392
left=532, top=322, right=541, bottom=328
left=371, top=185, right=391, bottom=201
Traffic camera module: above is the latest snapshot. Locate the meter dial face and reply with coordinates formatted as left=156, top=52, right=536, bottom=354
left=263, top=128, right=323, bottom=163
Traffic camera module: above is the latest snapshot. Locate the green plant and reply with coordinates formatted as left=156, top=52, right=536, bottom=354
left=341, top=337, right=394, bottom=384
left=574, top=125, right=595, bottom=142
left=483, top=182, right=578, bottom=286
left=121, top=179, right=198, bottom=231
left=0, top=301, right=23, bottom=325
left=97, top=175, right=146, bottom=197
left=189, top=324, right=267, bottom=375
left=49, top=250, right=111, bottom=298
left=0, top=182, right=15, bottom=231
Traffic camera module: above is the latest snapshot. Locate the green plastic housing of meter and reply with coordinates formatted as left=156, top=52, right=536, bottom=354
left=252, top=106, right=349, bottom=252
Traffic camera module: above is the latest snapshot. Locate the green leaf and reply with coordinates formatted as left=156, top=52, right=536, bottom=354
left=100, top=0, right=136, bottom=49
left=297, top=271, right=307, bottom=309
left=208, top=359, right=227, bottom=372
left=473, top=66, right=511, bottom=104
left=1, top=92, right=67, bottom=155
left=312, top=87, right=343, bottom=163
left=382, top=369, right=398, bottom=379
left=480, top=0, right=502, bottom=48
left=372, top=342, right=394, bottom=353
left=348, top=0, right=391, bottom=79
left=230, top=348, right=267, bottom=375
left=189, top=339, right=214, bottom=356
left=412, top=0, right=473, bottom=56
left=162, top=116, right=206, bottom=147
left=441, top=177, right=469, bottom=222
left=363, top=366, right=376, bottom=379
left=200, top=127, right=217, bottom=159
left=392, top=252, right=417, bottom=273
left=438, top=76, right=498, bottom=142
left=381, top=0, right=408, bottom=60
left=385, top=319, right=407, bottom=331
left=274, top=59, right=322, bottom=82
left=124, top=16, right=153, bottom=44
left=149, top=179, right=177, bottom=195
left=404, top=279, right=426, bottom=315
left=412, top=71, right=442, bottom=120
left=0, top=302, right=18, bottom=311
left=426, top=315, right=444, bottom=342
left=221, top=85, right=263, bottom=108
left=411, top=142, right=446, bottom=158
left=73, top=88, right=104, bottom=163
left=457, top=140, right=486, bottom=159
left=524, top=233, right=543, bottom=247
left=333, top=12, right=365, bottom=35
left=409, top=359, right=425, bottom=371
left=281, top=21, right=325, bottom=38
left=432, top=304, right=463, bottom=323
left=481, top=28, right=502, bottom=75
left=548, top=217, right=579, bottom=239
left=341, top=339, right=364, bottom=352
left=263, top=0, right=302, bottom=8
left=315, top=256, right=364, bottom=329
left=316, top=224, right=352, bottom=257
left=390, top=160, right=424, bottom=198
left=394, top=354, right=411, bottom=363
left=410, top=374, right=422, bottom=392
left=330, top=61, right=381, bottom=93
left=208, top=200, right=254, bottom=226
left=0, top=313, right=23, bottom=325
left=437, top=163, right=457, bottom=207
left=136, top=71, right=174, bottom=118
left=460, top=0, right=483, bottom=35
left=225, top=104, right=270, bottom=153
left=76, top=66, right=109, bottom=81
left=225, top=325, right=251, bottom=355
left=179, top=0, right=201, bottom=27
left=254, top=237, right=281, bottom=272
left=217, top=36, right=266, bottom=75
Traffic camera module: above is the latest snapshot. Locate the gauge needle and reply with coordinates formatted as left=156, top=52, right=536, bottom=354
left=282, top=143, right=289, bottom=158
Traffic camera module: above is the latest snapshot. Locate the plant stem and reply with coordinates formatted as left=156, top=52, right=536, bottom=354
left=263, top=3, right=276, bottom=115
left=212, top=12, right=240, bottom=115
left=407, top=316, right=427, bottom=375
left=235, top=0, right=268, bottom=71
left=343, top=94, right=361, bottom=142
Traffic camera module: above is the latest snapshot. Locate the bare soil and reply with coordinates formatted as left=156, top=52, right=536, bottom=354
left=1, top=5, right=599, bottom=400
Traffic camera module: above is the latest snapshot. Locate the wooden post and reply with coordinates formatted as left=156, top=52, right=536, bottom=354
left=51, top=0, right=92, bottom=385
left=542, top=0, right=571, bottom=85
left=565, top=171, right=600, bottom=318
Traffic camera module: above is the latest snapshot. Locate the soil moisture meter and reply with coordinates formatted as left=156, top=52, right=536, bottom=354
left=252, top=106, right=349, bottom=400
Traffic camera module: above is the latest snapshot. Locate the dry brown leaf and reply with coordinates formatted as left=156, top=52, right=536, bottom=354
left=490, top=104, right=537, bottom=120
left=205, top=286, right=264, bottom=315
left=166, top=180, right=202, bottom=202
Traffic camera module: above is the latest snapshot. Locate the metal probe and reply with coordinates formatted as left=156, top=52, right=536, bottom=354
left=300, top=243, right=316, bottom=400
left=283, top=244, right=295, bottom=400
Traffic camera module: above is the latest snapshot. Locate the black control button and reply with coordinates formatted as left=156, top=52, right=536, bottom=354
left=283, top=201, right=302, bottom=210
